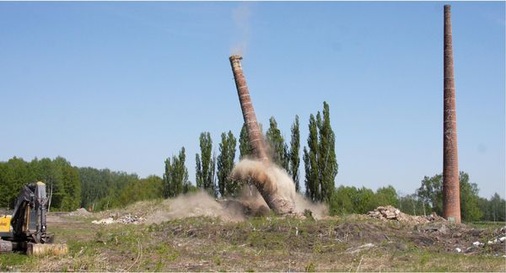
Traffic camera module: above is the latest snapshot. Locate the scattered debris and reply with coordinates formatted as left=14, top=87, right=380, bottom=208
left=92, top=217, right=114, bottom=225
left=91, top=214, right=145, bottom=225
left=367, top=205, right=446, bottom=224
left=473, top=241, right=484, bottom=247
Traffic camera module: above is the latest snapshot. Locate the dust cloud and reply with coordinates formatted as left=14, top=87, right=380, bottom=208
left=143, top=159, right=327, bottom=225
left=144, top=191, right=246, bottom=224
left=230, top=158, right=328, bottom=218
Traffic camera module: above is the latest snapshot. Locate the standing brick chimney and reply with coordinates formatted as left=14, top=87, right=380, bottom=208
left=443, top=5, right=461, bottom=224
left=229, top=55, right=269, bottom=163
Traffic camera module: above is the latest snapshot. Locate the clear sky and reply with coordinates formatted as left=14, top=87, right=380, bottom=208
left=0, top=1, right=504, bottom=199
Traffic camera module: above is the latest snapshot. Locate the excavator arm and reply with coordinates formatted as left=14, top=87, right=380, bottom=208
left=10, top=182, right=49, bottom=244
left=1, top=181, right=67, bottom=255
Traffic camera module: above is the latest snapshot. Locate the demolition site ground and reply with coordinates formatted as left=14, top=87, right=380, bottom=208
left=0, top=195, right=505, bottom=272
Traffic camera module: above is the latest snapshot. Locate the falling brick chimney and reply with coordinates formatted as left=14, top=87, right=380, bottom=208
left=443, top=5, right=461, bottom=224
left=228, top=55, right=296, bottom=215
left=229, top=55, right=269, bottom=163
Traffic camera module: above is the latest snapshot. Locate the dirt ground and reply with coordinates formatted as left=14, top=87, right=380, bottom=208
left=30, top=197, right=505, bottom=272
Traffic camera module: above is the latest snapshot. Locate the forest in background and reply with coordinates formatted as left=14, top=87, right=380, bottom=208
left=1, top=102, right=504, bottom=222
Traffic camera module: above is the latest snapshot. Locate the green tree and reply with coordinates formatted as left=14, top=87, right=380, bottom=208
left=94, top=170, right=139, bottom=210
left=303, top=102, right=338, bottom=203
left=78, top=167, right=106, bottom=210
left=239, top=123, right=253, bottom=160
left=487, top=193, right=506, bottom=221
left=0, top=156, right=81, bottom=212
left=163, top=147, right=189, bottom=198
left=459, top=172, right=482, bottom=222
left=0, top=157, right=31, bottom=209
left=416, top=174, right=443, bottom=216
left=217, top=131, right=237, bottom=197
left=265, top=116, right=289, bottom=170
left=195, top=132, right=216, bottom=196
left=318, top=102, right=338, bottom=203
left=330, top=185, right=376, bottom=215
left=330, top=185, right=358, bottom=215
left=375, top=185, right=399, bottom=208
left=398, top=193, right=424, bottom=216
left=117, top=175, right=164, bottom=206
left=303, top=114, right=319, bottom=202
left=289, top=115, right=301, bottom=192
left=52, top=157, right=81, bottom=211
left=355, top=187, right=376, bottom=214
left=416, top=172, right=483, bottom=222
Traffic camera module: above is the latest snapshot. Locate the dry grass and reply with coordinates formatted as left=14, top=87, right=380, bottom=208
left=1, top=205, right=505, bottom=272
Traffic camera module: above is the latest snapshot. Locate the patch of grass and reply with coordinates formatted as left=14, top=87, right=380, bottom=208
left=0, top=253, right=33, bottom=271
left=16, top=212, right=504, bottom=272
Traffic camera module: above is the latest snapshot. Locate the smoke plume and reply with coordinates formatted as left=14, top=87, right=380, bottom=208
left=231, top=2, right=252, bottom=55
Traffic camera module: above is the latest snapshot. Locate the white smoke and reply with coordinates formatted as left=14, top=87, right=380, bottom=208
left=231, top=2, right=253, bottom=56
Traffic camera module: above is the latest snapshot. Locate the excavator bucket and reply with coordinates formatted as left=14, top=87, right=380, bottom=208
left=27, top=242, right=68, bottom=256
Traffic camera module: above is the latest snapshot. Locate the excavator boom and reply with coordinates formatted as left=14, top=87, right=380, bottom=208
left=0, top=181, right=68, bottom=256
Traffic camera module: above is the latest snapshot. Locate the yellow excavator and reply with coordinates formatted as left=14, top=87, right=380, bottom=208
left=0, top=181, right=68, bottom=256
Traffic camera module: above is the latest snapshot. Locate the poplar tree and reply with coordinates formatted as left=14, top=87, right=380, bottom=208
left=239, top=123, right=253, bottom=159
left=303, top=114, right=320, bottom=202
left=195, top=132, right=216, bottom=196
left=265, top=117, right=289, bottom=170
left=163, top=147, right=189, bottom=198
left=217, top=131, right=237, bottom=197
left=318, top=101, right=338, bottom=203
left=303, top=101, right=338, bottom=203
left=289, top=115, right=301, bottom=192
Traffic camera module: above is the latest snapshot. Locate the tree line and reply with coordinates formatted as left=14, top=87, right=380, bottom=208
left=0, top=102, right=504, bottom=223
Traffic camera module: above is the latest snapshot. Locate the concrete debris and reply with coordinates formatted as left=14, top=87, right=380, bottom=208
left=455, top=247, right=462, bottom=253
left=68, top=208, right=92, bottom=217
left=367, top=206, right=445, bottom=224
left=486, top=227, right=506, bottom=245
left=91, top=214, right=145, bottom=225
left=473, top=241, right=484, bottom=247
left=92, top=217, right=114, bottom=225
left=452, top=226, right=506, bottom=255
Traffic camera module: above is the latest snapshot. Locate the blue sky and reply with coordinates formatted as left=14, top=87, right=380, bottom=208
left=0, top=1, right=504, bottom=199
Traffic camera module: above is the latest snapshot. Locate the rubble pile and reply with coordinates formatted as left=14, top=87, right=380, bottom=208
left=117, top=214, right=144, bottom=224
left=67, top=208, right=92, bottom=217
left=367, top=205, right=445, bottom=224
left=92, top=214, right=145, bottom=225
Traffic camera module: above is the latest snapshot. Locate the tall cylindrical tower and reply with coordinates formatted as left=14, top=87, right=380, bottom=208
left=229, top=55, right=269, bottom=163
left=443, top=4, right=461, bottom=224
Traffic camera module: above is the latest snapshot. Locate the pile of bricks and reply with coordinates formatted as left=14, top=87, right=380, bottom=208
left=367, top=205, right=445, bottom=224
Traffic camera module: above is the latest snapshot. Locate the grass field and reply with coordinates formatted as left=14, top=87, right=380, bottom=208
left=0, top=200, right=505, bottom=272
